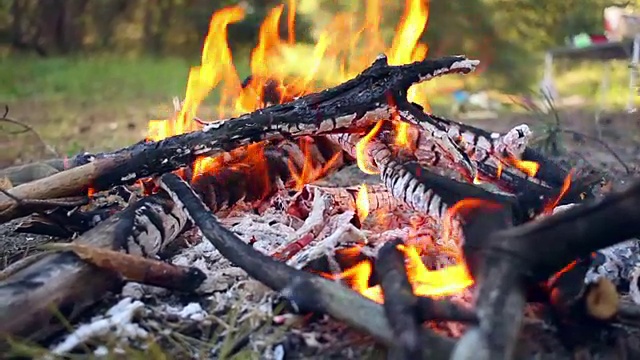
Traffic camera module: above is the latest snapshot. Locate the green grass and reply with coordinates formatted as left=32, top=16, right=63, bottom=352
left=0, top=55, right=250, bottom=161
left=0, top=55, right=195, bottom=103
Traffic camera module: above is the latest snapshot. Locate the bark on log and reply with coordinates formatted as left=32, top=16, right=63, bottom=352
left=0, top=153, right=94, bottom=186
left=0, top=55, right=478, bottom=224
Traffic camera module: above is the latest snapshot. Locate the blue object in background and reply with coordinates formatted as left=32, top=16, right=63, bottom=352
left=452, top=90, right=470, bottom=104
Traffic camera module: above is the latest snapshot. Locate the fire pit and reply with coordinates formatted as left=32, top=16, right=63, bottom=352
left=1, top=1, right=640, bottom=359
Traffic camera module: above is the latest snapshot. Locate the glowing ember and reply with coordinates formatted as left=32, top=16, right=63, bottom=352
left=356, top=184, right=370, bottom=222
left=288, top=139, right=342, bottom=191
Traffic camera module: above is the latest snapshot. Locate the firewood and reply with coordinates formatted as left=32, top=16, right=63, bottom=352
left=0, top=55, right=479, bottom=224
left=453, top=202, right=521, bottom=360
left=484, top=180, right=640, bottom=282
left=158, top=173, right=457, bottom=360
left=0, top=193, right=189, bottom=348
left=376, top=238, right=423, bottom=359
left=281, top=276, right=455, bottom=360
left=40, top=242, right=206, bottom=292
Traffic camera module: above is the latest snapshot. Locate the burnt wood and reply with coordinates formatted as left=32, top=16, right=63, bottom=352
left=159, top=173, right=457, bottom=360
left=0, top=55, right=478, bottom=224
left=376, top=239, right=423, bottom=359
left=0, top=192, right=189, bottom=349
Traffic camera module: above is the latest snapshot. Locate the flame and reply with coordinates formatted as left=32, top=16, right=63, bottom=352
left=144, top=0, right=435, bottom=184
left=543, top=170, right=573, bottom=214
left=356, top=121, right=385, bottom=175
left=496, top=162, right=503, bottom=179
left=288, top=138, right=342, bottom=191
left=505, top=155, right=540, bottom=177
left=327, top=244, right=473, bottom=304
left=356, top=184, right=370, bottom=222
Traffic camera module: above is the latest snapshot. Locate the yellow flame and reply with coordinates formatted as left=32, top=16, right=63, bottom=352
left=356, top=184, right=370, bottom=222
left=356, top=121, right=384, bottom=175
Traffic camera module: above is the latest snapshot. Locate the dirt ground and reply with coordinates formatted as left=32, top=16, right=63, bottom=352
left=1, top=107, right=639, bottom=358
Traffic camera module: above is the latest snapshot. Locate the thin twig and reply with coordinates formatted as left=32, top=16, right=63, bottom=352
left=558, top=128, right=631, bottom=174
left=0, top=105, right=58, bottom=157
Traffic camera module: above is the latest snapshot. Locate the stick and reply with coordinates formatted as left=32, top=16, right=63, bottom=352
left=281, top=276, right=455, bottom=360
left=376, top=239, right=423, bottom=359
left=40, top=242, right=206, bottom=292
left=158, top=173, right=456, bottom=359
left=485, top=180, right=640, bottom=281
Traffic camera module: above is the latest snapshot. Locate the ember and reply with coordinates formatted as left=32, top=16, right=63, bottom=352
left=2, top=1, right=640, bottom=359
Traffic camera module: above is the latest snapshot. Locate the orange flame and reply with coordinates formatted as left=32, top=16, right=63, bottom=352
left=505, top=155, right=540, bottom=177
left=543, top=170, right=573, bottom=214
left=327, top=244, right=473, bottom=304
left=288, top=138, right=342, bottom=191
left=356, top=184, right=370, bottom=222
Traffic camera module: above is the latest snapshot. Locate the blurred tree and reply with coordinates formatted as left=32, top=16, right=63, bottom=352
left=0, top=0, right=630, bottom=91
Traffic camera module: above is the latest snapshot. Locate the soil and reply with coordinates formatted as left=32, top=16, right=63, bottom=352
left=1, top=108, right=639, bottom=359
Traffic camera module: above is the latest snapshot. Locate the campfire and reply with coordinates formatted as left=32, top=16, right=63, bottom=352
left=2, top=1, right=640, bottom=359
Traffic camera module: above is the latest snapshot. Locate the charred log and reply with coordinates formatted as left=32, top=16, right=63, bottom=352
left=376, top=238, right=423, bottom=359
left=0, top=55, right=478, bottom=224
left=0, top=192, right=189, bottom=348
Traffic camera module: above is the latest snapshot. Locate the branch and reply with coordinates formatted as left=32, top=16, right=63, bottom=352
left=0, top=56, right=478, bottom=223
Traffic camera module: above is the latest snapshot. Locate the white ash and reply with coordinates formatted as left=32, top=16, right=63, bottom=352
left=585, top=239, right=640, bottom=286
left=288, top=213, right=367, bottom=270
left=495, top=124, right=531, bottom=157
left=162, top=302, right=209, bottom=322
left=49, top=297, right=147, bottom=356
left=552, top=203, right=578, bottom=214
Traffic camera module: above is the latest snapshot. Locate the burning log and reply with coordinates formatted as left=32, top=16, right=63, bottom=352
left=376, top=238, right=423, bottom=359
left=0, top=55, right=479, bottom=224
left=158, top=173, right=458, bottom=359
left=0, top=193, right=189, bottom=347
left=0, top=135, right=344, bottom=344
left=455, top=179, right=640, bottom=360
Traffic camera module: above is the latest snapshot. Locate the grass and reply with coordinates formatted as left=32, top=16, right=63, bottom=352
left=0, top=54, right=250, bottom=164
left=0, top=55, right=192, bottom=103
